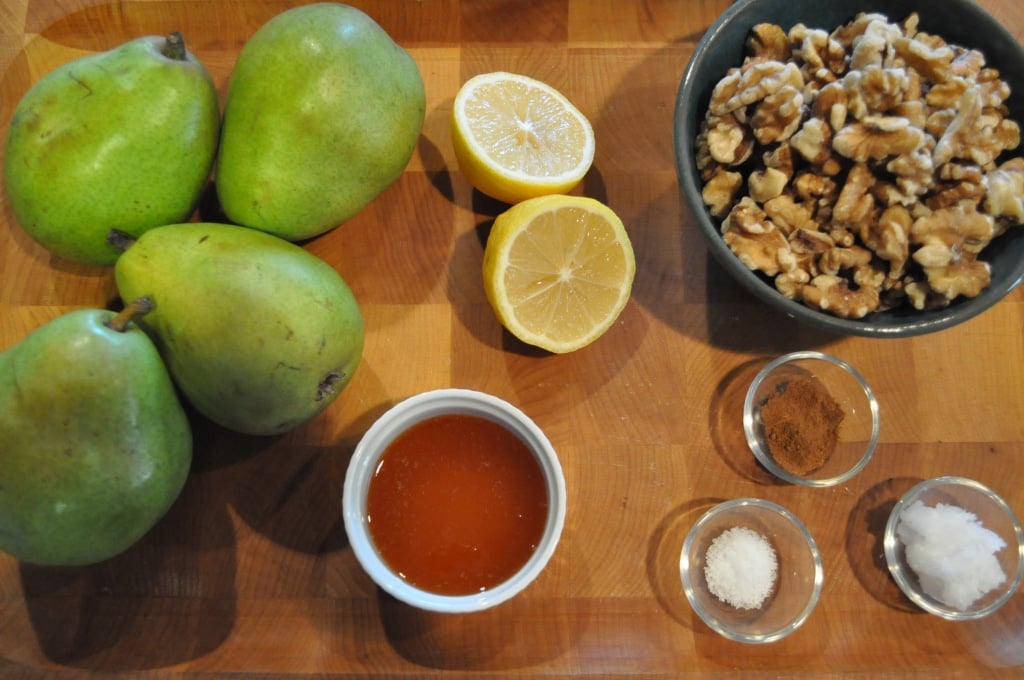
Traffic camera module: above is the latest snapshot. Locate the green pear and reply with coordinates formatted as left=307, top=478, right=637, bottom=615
left=3, top=32, right=220, bottom=265
left=215, top=3, right=425, bottom=241
left=112, top=222, right=364, bottom=436
left=0, top=300, right=192, bottom=566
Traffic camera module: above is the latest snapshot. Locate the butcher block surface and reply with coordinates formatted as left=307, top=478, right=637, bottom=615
left=2, top=0, right=1024, bottom=677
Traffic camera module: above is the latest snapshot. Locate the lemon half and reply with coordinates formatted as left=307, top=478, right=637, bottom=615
left=453, top=72, right=596, bottom=204
left=482, top=195, right=635, bottom=354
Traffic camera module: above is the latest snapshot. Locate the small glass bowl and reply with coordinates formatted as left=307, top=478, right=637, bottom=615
left=342, top=388, right=567, bottom=614
left=884, top=476, right=1024, bottom=621
left=744, top=351, right=880, bottom=487
left=680, top=498, right=824, bottom=644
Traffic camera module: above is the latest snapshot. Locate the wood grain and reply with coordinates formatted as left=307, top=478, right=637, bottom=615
left=2, top=0, right=1024, bottom=676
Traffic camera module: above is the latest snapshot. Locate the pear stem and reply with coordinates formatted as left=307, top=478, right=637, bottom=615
left=106, top=297, right=155, bottom=333
left=107, top=229, right=137, bottom=252
left=161, top=32, right=188, bottom=61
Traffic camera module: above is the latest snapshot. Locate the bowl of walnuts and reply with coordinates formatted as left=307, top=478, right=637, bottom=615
left=675, top=0, right=1024, bottom=337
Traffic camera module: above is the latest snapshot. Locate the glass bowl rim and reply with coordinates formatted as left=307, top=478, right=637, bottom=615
left=882, top=475, right=1024, bottom=621
left=680, top=497, right=825, bottom=644
left=743, top=350, right=881, bottom=487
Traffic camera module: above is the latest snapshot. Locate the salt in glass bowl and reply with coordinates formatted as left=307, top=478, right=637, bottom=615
left=744, top=350, right=880, bottom=487
left=342, top=388, right=567, bottom=614
left=884, top=476, right=1024, bottom=621
left=680, top=498, right=824, bottom=644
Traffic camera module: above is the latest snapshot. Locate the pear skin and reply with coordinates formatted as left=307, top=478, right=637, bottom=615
left=3, top=33, right=220, bottom=266
left=113, top=223, right=365, bottom=436
left=0, top=302, right=192, bottom=566
left=215, top=3, right=425, bottom=240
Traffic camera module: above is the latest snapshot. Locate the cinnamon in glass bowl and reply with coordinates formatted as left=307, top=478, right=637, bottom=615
left=744, top=351, right=880, bottom=487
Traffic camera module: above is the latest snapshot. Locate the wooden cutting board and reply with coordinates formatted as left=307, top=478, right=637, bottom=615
left=2, top=0, right=1024, bottom=676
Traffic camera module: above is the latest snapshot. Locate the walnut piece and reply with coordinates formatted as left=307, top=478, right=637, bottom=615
left=911, top=205, right=995, bottom=264
left=910, top=205, right=996, bottom=303
left=801, top=274, right=881, bottom=318
left=843, top=66, right=911, bottom=119
left=925, top=261, right=991, bottom=300
left=884, top=147, right=934, bottom=203
left=721, top=198, right=791, bottom=275
left=749, top=167, right=789, bottom=203
left=704, top=113, right=755, bottom=166
left=702, top=167, right=743, bottom=218
left=833, top=163, right=876, bottom=225
left=893, top=34, right=954, bottom=82
left=764, top=194, right=813, bottom=235
left=746, top=23, right=791, bottom=62
left=984, top=158, right=1024, bottom=222
left=790, top=24, right=846, bottom=85
left=833, top=116, right=926, bottom=162
left=820, top=245, right=873, bottom=275
left=849, top=16, right=903, bottom=71
left=709, top=61, right=804, bottom=116
left=750, top=85, right=804, bottom=144
left=861, top=205, right=911, bottom=277
left=932, top=86, right=985, bottom=166
left=789, top=226, right=835, bottom=255
left=790, top=117, right=833, bottom=164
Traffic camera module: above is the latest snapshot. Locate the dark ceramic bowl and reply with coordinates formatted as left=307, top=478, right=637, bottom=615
left=674, top=0, right=1024, bottom=337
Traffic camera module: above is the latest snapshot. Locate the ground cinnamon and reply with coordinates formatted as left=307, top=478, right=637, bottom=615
left=760, top=377, right=844, bottom=476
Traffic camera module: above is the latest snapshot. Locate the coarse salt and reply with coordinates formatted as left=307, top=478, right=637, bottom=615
left=704, top=526, right=778, bottom=609
left=896, top=500, right=1007, bottom=612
